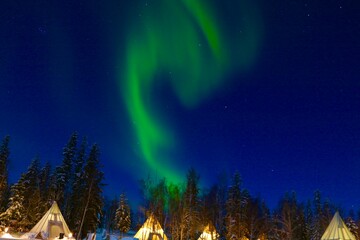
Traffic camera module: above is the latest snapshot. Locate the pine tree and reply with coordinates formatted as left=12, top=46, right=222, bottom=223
left=0, top=136, right=10, bottom=212
left=312, top=190, right=323, bottom=240
left=225, top=172, right=243, bottom=240
left=39, top=161, right=52, bottom=211
left=304, top=200, right=313, bottom=240
left=77, top=144, right=104, bottom=239
left=115, top=193, right=131, bottom=238
left=201, top=184, right=220, bottom=229
left=168, top=183, right=182, bottom=240
left=0, top=157, right=45, bottom=231
left=274, top=192, right=299, bottom=240
left=216, top=172, right=228, bottom=239
left=245, top=197, right=263, bottom=240
left=259, top=200, right=272, bottom=240
left=346, top=216, right=358, bottom=239
left=68, top=137, right=87, bottom=231
left=149, top=178, right=167, bottom=226
left=57, top=132, right=78, bottom=214
left=182, top=168, right=200, bottom=240
left=50, top=132, right=78, bottom=209
left=0, top=173, right=26, bottom=231
left=20, top=157, right=43, bottom=230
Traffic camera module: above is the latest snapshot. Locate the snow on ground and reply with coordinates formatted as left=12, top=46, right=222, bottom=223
left=109, top=234, right=135, bottom=240
left=99, top=229, right=136, bottom=240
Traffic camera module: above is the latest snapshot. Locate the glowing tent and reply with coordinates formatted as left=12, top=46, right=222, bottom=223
left=133, top=215, right=167, bottom=240
left=22, top=201, right=72, bottom=240
left=198, top=224, right=219, bottom=240
left=0, top=227, right=15, bottom=240
left=321, top=211, right=355, bottom=240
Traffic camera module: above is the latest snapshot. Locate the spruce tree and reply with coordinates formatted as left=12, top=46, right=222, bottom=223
left=21, top=157, right=43, bottom=229
left=57, top=132, right=78, bottom=214
left=0, top=173, right=26, bottom=231
left=245, top=197, right=262, bottom=240
left=312, top=190, right=323, bottom=240
left=115, top=193, right=131, bottom=238
left=346, top=217, right=358, bottom=239
left=201, top=185, right=219, bottom=228
left=50, top=132, right=78, bottom=208
left=0, top=157, right=43, bottom=231
left=149, top=178, right=167, bottom=226
left=0, top=136, right=10, bottom=212
left=77, top=144, right=104, bottom=239
left=68, top=137, right=87, bottom=230
left=274, top=192, right=299, bottom=240
left=39, top=161, right=52, bottom=211
left=168, top=183, right=182, bottom=240
left=182, top=168, right=200, bottom=240
left=225, top=172, right=243, bottom=240
left=304, top=200, right=314, bottom=240
left=215, top=172, right=228, bottom=239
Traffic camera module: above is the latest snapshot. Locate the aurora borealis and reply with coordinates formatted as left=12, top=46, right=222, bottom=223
left=1, top=0, right=360, bottom=209
left=123, top=0, right=261, bottom=182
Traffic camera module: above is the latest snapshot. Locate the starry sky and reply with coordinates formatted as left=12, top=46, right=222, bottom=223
left=1, top=0, right=359, bottom=210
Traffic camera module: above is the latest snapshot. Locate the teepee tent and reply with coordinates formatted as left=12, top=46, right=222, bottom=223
left=321, top=211, right=355, bottom=240
left=22, top=201, right=72, bottom=240
left=198, top=224, right=219, bottom=240
left=133, top=215, right=167, bottom=240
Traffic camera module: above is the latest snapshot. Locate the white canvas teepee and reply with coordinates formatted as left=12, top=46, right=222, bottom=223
left=133, top=215, right=167, bottom=240
left=22, top=201, right=72, bottom=240
left=198, top=224, right=219, bottom=240
left=321, top=211, right=355, bottom=240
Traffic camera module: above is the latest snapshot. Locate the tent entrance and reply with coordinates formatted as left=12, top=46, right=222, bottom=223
left=48, top=220, right=65, bottom=239
left=148, top=233, right=163, bottom=240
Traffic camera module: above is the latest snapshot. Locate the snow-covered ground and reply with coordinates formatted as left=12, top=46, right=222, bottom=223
left=96, top=229, right=136, bottom=240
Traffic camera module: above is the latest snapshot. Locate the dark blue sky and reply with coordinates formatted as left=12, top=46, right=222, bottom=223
left=1, top=0, right=359, bottom=210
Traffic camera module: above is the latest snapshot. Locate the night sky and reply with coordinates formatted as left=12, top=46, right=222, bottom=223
left=1, top=0, right=359, bottom=210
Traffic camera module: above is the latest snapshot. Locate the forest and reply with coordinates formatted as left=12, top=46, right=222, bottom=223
left=0, top=133, right=359, bottom=240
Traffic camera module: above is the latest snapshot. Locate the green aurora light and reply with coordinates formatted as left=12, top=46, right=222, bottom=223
left=122, top=0, right=262, bottom=183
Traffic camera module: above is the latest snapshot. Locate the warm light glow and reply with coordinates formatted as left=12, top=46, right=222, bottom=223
left=69, top=233, right=73, bottom=238
left=1, top=228, right=13, bottom=239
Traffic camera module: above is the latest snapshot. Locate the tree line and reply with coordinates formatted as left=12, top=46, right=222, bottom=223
left=1, top=134, right=360, bottom=240
left=103, top=169, right=360, bottom=240
left=107, top=169, right=360, bottom=240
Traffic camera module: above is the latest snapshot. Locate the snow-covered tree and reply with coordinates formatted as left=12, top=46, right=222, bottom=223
left=49, top=132, right=78, bottom=209
left=77, top=144, right=104, bottom=239
left=38, top=162, right=52, bottom=210
left=21, top=157, right=43, bottom=229
left=182, top=168, right=201, bottom=240
left=68, top=137, right=87, bottom=231
left=273, top=192, right=304, bottom=240
left=201, top=184, right=220, bottom=230
left=168, top=183, right=182, bottom=240
left=312, top=190, right=323, bottom=240
left=303, top=200, right=314, bottom=240
left=115, top=193, right=131, bottom=238
left=0, top=157, right=45, bottom=231
left=0, top=136, right=10, bottom=212
left=225, top=172, right=245, bottom=240
left=245, top=197, right=264, bottom=240
left=60, top=132, right=78, bottom=211
left=0, top=173, right=26, bottom=231
left=346, top=217, right=358, bottom=239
